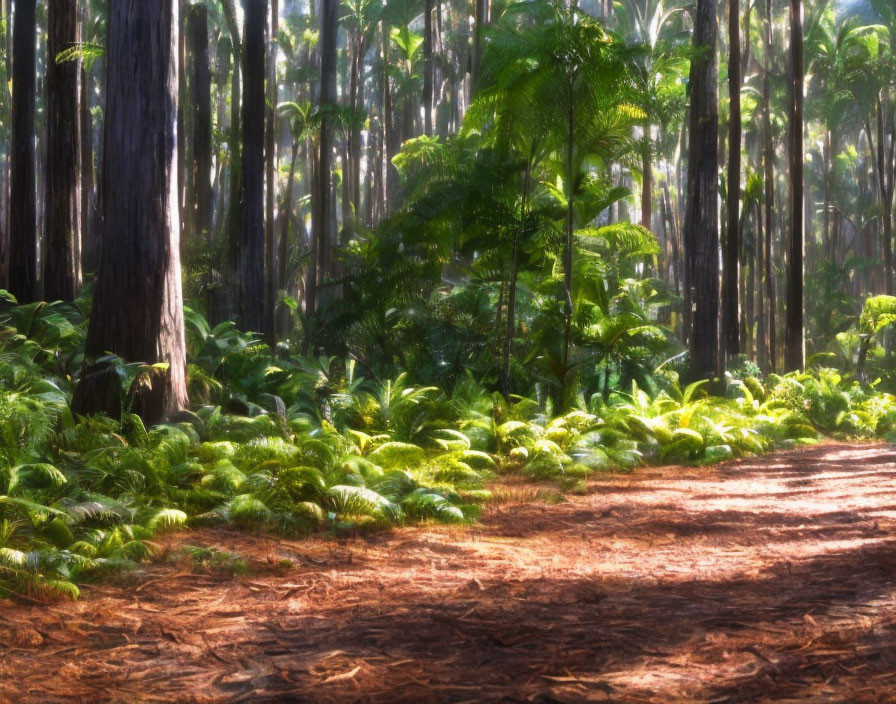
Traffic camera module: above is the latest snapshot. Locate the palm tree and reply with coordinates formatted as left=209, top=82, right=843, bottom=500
left=475, top=0, right=636, bottom=406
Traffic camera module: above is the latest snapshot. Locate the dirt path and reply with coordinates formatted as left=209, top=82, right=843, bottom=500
left=4, top=442, right=896, bottom=703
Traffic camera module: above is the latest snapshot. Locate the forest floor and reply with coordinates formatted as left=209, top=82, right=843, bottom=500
left=4, top=441, right=896, bottom=703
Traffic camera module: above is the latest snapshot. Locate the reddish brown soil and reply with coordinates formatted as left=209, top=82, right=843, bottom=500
left=4, top=442, right=896, bottom=703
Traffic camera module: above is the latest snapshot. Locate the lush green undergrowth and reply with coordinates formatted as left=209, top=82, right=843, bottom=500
left=1, top=298, right=895, bottom=601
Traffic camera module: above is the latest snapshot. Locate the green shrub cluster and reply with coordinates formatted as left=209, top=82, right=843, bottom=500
left=0, top=297, right=894, bottom=600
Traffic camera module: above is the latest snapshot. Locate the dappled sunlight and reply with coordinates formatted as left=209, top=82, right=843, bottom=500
left=4, top=442, right=896, bottom=703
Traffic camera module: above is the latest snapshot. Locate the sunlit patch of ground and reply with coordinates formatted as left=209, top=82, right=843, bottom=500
left=3, top=442, right=896, bottom=703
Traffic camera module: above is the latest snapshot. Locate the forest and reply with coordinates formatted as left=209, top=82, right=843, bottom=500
left=1, top=0, right=896, bottom=701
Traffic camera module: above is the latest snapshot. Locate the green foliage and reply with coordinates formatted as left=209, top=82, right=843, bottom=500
left=2, top=298, right=895, bottom=602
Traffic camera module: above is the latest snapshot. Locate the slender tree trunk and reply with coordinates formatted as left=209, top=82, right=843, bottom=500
left=264, top=0, right=279, bottom=341
left=9, top=0, right=37, bottom=303
left=472, top=0, right=487, bottom=88
left=762, top=0, right=776, bottom=371
left=722, top=0, right=741, bottom=363
left=640, top=140, right=651, bottom=231
left=277, top=140, right=299, bottom=336
left=239, top=0, right=267, bottom=333
left=560, top=81, right=575, bottom=410
left=684, top=0, right=720, bottom=381
left=177, top=2, right=187, bottom=238
left=188, top=3, right=212, bottom=244
left=43, top=0, right=81, bottom=302
left=222, top=0, right=241, bottom=309
left=72, top=0, right=188, bottom=424
left=79, top=1, right=93, bottom=277
left=349, top=36, right=362, bottom=220
left=756, top=197, right=767, bottom=367
left=424, top=0, right=433, bottom=136
left=310, top=0, right=337, bottom=329
left=502, top=157, right=532, bottom=395
left=784, top=0, right=804, bottom=371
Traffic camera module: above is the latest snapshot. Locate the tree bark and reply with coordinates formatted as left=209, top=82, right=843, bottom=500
left=188, top=3, right=212, bottom=242
left=722, top=0, right=740, bottom=363
left=43, top=0, right=81, bottom=302
left=423, top=0, right=433, bottom=136
left=640, top=141, right=651, bottom=231
left=264, top=0, right=279, bottom=341
left=784, top=0, right=804, bottom=371
left=221, top=0, right=241, bottom=310
left=72, top=0, right=188, bottom=425
left=239, top=0, right=267, bottom=333
left=277, top=140, right=299, bottom=336
left=79, top=1, right=94, bottom=277
left=684, top=0, right=720, bottom=381
left=309, top=0, right=337, bottom=328
left=762, top=0, right=776, bottom=371
left=9, top=0, right=37, bottom=303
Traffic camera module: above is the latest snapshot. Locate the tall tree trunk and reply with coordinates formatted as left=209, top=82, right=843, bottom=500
left=560, top=81, right=575, bottom=410
left=722, top=0, right=741, bottom=363
left=349, top=35, right=362, bottom=220
left=762, top=0, right=776, bottom=371
left=277, top=140, right=299, bottom=336
left=177, top=2, right=187, bottom=238
left=79, top=1, right=93, bottom=277
left=684, top=0, right=720, bottom=381
left=502, top=157, right=532, bottom=395
left=44, top=0, right=81, bottom=302
left=310, top=0, right=337, bottom=329
left=9, top=0, right=37, bottom=303
left=188, top=3, right=212, bottom=243
left=423, top=0, right=433, bottom=135
left=239, top=0, right=266, bottom=333
left=72, top=0, right=188, bottom=425
left=222, top=0, right=241, bottom=310
left=784, top=0, right=803, bottom=371
left=640, top=140, right=651, bottom=231
left=756, top=197, right=767, bottom=368
left=264, top=0, right=279, bottom=341
left=472, top=0, right=487, bottom=88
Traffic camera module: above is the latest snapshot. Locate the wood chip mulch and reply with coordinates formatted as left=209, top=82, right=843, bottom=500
left=3, top=441, right=896, bottom=703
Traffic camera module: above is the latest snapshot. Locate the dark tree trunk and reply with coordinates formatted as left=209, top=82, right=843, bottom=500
left=239, top=0, right=266, bottom=333
left=309, top=0, right=337, bottom=327
left=277, top=140, right=299, bottom=336
left=640, top=141, right=651, bottom=231
left=221, top=0, right=241, bottom=306
left=722, top=0, right=740, bottom=363
left=264, top=0, right=279, bottom=341
left=9, top=0, right=37, bottom=303
left=79, top=1, right=94, bottom=276
left=501, top=158, right=532, bottom=395
left=784, top=0, right=803, bottom=371
left=348, top=34, right=363, bottom=221
left=683, top=0, right=720, bottom=381
left=762, top=0, right=776, bottom=370
left=423, top=0, right=433, bottom=136
left=72, top=0, right=188, bottom=425
left=188, top=3, right=212, bottom=242
left=43, top=0, right=81, bottom=302
left=472, top=0, right=487, bottom=88
left=177, top=2, right=187, bottom=237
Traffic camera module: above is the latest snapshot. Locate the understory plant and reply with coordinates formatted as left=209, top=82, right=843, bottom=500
left=0, top=295, right=894, bottom=601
